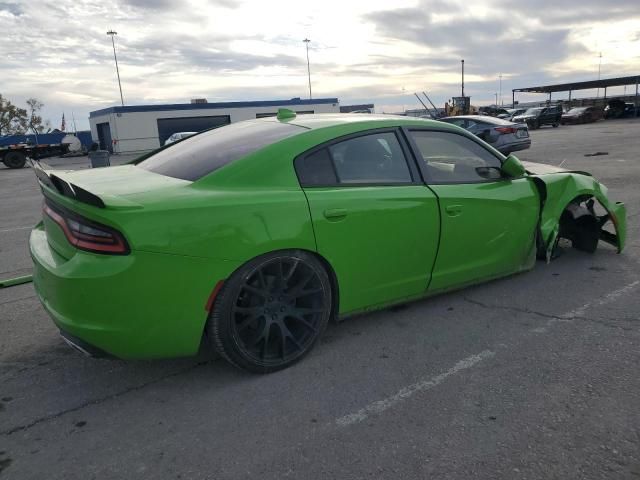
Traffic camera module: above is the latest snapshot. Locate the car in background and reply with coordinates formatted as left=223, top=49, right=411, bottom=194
left=561, top=106, right=603, bottom=125
left=478, top=106, right=510, bottom=117
left=164, top=131, right=198, bottom=146
left=605, top=99, right=639, bottom=119
left=439, top=115, right=530, bottom=154
left=497, top=108, right=527, bottom=121
left=513, top=105, right=562, bottom=129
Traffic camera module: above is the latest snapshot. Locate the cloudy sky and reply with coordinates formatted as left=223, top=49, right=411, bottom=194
left=1, top=0, right=638, bottom=130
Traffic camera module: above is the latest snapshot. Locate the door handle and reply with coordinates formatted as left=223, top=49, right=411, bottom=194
left=445, top=204, right=463, bottom=217
left=323, top=208, right=348, bottom=219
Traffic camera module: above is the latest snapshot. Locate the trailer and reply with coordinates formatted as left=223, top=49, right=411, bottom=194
left=0, top=131, right=93, bottom=169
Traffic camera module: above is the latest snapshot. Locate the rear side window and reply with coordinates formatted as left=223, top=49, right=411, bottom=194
left=295, top=131, right=413, bottom=186
left=295, top=148, right=337, bottom=185
left=330, top=132, right=412, bottom=184
left=138, top=121, right=305, bottom=181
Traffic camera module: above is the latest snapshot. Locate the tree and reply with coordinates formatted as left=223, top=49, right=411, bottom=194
left=0, top=94, right=28, bottom=136
left=26, top=97, right=47, bottom=133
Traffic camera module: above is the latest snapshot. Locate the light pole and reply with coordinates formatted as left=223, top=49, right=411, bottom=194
left=303, top=38, right=312, bottom=100
left=596, top=52, right=602, bottom=98
left=499, top=73, right=502, bottom=106
left=107, top=30, right=124, bottom=106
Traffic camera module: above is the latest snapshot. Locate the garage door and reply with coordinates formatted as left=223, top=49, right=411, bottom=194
left=157, top=115, right=230, bottom=145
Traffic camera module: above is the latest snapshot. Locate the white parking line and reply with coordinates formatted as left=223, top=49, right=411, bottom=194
left=0, top=225, right=33, bottom=233
left=335, top=350, right=495, bottom=427
left=531, top=279, right=640, bottom=333
left=336, top=280, right=640, bottom=427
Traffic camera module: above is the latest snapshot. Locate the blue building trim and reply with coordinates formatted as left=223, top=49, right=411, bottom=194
left=90, top=98, right=339, bottom=118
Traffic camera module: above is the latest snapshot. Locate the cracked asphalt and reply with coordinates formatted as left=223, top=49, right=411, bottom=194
left=1, top=119, right=639, bottom=479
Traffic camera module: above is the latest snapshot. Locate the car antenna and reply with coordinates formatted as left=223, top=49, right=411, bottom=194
left=277, top=108, right=296, bottom=121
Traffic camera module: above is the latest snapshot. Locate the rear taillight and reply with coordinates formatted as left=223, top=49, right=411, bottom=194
left=43, top=202, right=129, bottom=255
left=495, top=127, right=517, bottom=134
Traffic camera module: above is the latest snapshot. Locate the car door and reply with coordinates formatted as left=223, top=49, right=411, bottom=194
left=295, top=129, right=440, bottom=314
left=405, top=128, right=540, bottom=292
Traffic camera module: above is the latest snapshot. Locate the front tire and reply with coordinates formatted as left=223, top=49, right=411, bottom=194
left=208, top=251, right=332, bottom=373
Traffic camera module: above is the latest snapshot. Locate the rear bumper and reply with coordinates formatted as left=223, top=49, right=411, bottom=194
left=30, top=224, right=239, bottom=359
left=498, top=139, right=531, bottom=154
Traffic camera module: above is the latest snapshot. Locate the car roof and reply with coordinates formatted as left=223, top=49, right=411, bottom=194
left=284, top=113, right=444, bottom=130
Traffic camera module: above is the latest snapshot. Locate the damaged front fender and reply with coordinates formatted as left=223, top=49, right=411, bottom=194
left=525, top=167, right=626, bottom=261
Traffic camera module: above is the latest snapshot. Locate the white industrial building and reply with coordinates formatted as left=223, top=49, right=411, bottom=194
left=89, top=97, right=340, bottom=154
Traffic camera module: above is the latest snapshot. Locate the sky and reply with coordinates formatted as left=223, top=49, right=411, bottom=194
left=1, top=0, right=639, bottom=130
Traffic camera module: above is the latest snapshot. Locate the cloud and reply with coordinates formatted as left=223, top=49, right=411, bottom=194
left=0, top=0, right=638, bottom=129
left=0, top=2, right=22, bottom=16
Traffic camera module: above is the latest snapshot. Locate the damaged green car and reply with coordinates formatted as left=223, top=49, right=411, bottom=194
left=30, top=112, right=625, bottom=372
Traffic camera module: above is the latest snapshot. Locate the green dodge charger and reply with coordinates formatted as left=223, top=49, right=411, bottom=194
left=30, top=111, right=626, bottom=372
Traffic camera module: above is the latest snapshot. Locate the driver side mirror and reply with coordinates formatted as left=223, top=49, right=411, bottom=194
left=501, top=154, right=526, bottom=178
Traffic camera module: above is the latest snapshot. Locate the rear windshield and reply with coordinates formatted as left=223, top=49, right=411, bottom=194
left=138, top=121, right=306, bottom=181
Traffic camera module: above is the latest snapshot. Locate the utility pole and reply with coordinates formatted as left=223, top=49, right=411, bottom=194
left=461, top=59, right=465, bottom=97
left=107, top=30, right=124, bottom=106
left=596, top=52, right=602, bottom=98
left=303, top=38, right=312, bottom=100
left=499, top=73, right=503, bottom=106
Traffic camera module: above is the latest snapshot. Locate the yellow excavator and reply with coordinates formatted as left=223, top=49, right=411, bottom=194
left=445, top=96, right=478, bottom=116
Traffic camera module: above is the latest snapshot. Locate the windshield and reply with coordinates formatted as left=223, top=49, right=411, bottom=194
left=138, top=120, right=306, bottom=181
left=568, top=108, right=587, bottom=114
left=524, top=108, right=544, bottom=116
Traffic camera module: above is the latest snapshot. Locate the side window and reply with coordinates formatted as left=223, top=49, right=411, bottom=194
left=409, top=130, right=503, bottom=184
left=295, top=148, right=337, bottom=186
left=329, top=132, right=412, bottom=184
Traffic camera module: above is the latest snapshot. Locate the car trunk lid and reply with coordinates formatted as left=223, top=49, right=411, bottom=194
left=33, top=163, right=191, bottom=259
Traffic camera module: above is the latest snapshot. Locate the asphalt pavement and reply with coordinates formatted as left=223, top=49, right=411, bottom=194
left=1, top=119, right=639, bottom=479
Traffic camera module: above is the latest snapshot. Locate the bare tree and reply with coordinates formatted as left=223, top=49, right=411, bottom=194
left=26, top=97, right=47, bottom=132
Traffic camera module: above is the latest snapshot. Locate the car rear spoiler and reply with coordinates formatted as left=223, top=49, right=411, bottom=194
left=32, top=161, right=105, bottom=208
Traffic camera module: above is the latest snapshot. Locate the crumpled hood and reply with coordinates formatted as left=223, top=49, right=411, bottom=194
left=522, top=161, right=591, bottom=177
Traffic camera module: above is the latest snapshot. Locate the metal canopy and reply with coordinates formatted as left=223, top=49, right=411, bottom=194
left=514, top=75, right=640, bottom=94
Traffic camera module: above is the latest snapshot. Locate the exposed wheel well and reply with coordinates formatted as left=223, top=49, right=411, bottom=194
left=558, top=195, right=601, bottom=253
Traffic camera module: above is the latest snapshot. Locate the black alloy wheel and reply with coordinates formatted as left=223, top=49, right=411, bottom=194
left=208, top=251, right=332, bottom=373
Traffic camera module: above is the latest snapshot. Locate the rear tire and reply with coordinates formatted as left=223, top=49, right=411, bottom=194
left=3, top=151, right=27, bottom=169
left=552, top=123, right=559, bottom=128
left=207, top=250, right=332, bottom=373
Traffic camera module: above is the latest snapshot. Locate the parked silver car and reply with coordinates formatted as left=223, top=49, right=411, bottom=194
left=164, top=131, right=198, bottom=146
left=439, top=115, right=531, bottom=155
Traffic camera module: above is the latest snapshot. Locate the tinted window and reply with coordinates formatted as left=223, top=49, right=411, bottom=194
left=138, top=121, right=305, bottom=181
left=295, top=148, right=337, bottom=185
left=328, top=132, right=412, bottom=184
left=410, top=130, right=502, bottom=184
